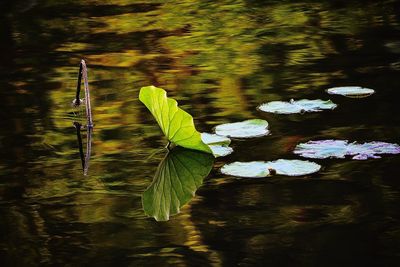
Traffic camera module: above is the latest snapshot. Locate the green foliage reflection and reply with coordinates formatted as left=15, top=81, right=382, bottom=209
left=142, top=147, right=214, bottom=221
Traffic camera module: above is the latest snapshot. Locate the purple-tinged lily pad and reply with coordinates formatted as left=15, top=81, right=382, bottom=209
left=258, top=99, right=337, bottom=114
left=294, top=140, right=400, bottom=160
left=326, top=86, right=375, bottom=98
left=347, top=142, right=400, bottom=160
left=220, top=159, right=321, bottom=178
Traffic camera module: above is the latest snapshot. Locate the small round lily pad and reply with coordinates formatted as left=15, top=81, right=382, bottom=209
left=221, top=159, right=321, bottom=178
left=259, top=99, right=337, bottom=114
left=326, top=86, right=375, bottom=98
left=215, top=119, right=270, bottom=138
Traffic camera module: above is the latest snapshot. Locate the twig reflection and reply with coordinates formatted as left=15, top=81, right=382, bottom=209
left=73, top=122, right=92, bottom=175
left=72, top=59, right=94, bottom=175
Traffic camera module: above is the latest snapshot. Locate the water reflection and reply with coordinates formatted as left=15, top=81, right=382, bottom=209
left=142, top=147, right=214, bottom=221
left=73, top=122, right=92, bottom=176
left=1, top=0, right=400, bottom=265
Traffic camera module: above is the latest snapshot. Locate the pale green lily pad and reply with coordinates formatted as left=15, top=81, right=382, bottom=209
left=201, top=133, right=233, bottom=157
left=267, top=159, right=321, bottom=176
left=215, top=119, right=270, bottom=138
left=142, top=147, right=214, bottom=221
left=221, top=159, right=321, bottom=178
left=259, top=99, right=337, bottom=114
left=326, top=86, right=375, bottom=98
left=139, top=86, right=212, bottom=154
left=208, top=145, right=234, bottom=157
left=201, top=133, right=231, bottom=146
left=221, top=161, right=269, bottom=177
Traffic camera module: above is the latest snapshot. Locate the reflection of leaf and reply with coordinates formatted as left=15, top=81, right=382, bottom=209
left=326, top=86, right=375, bottom=98
left=294, top=140, right=400, bottom=160
left=139, top=86, right=212, bottom=153
left=142, top=147, right=214, bottom=221
left=259, top=99, right=337, bottom=114
left=215, top=119, right=270, bottom=138
left=221, top=159, right=321, bottom=178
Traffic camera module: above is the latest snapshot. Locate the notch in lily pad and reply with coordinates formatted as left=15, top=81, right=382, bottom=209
left=215, top=119, right=270, bottom=138
left=221, top=159, right=321, bottom=178
left=294, top=139, right=400, bottom=160
left=201, top=133, right=233, bottom=157
left=326, top=86, right=375, bottom=98
left=258, top=99, right=337, bottom=114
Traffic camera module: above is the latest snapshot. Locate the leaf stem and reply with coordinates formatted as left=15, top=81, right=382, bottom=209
left=81, top=60, right=94, bottom=128
left=74, top=59, right=94, bottom=128
left=166, top=141, right=171, bottom=151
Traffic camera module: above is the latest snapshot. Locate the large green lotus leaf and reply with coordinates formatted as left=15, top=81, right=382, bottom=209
left=142, top=147, right=214, bottom=221
left=139, top=86, right=212, bottom=153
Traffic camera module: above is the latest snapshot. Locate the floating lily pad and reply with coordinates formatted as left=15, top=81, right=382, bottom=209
left=294, top=140, right=348, bottom=159
left=347, top=142, right=400, bottom=160
left=221, top=159, right=321, bottom=178
left=259, top=99, right=337, bottom=114
left=201, top=133, right=233, bottom=157
left=326, top=86, right=375, bottom=98
left=215, top=119, right=270, bottom=138
left=201, top=133, right=231, bottom=146
left=267, top=159, right=321, bottom=176
left=221, top=161, right=269, bottom=178
left=208, top=145, right=234, bottom=157
left=294, top=140, right=400, bottom=160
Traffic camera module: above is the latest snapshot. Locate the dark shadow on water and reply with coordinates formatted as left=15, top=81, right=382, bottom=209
left=73, top=122, right=92, bottom=176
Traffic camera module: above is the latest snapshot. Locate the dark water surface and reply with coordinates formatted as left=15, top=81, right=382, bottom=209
left=1, top=0, right=400, bottom=266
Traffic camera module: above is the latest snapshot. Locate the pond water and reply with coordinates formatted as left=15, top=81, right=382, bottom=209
left=1, top=0, right=400, bottom=266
